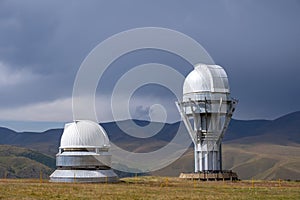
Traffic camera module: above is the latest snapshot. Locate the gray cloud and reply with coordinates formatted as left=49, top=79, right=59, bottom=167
left=0, top=0, right=299, bottom=123
left=133, top=105, right=150, bottom=121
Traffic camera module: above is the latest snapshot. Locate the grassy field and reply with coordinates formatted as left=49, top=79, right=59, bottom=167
left=0, top=177, right=299, bottom=200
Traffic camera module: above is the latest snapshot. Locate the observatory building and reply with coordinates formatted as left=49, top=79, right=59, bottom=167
left=50, top=120, right=118, bottom=183
left=176, top=64, right=238, bottom=180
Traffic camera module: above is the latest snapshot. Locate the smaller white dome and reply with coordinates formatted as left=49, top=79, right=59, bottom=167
left=183, top=64, right=230, bottom=95
left=60, top=120, right=110, bottom=149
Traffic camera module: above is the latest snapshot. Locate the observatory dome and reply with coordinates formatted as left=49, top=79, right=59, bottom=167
left=60, top=120, right=110, bottom=149
left=183, top=64, right=230, bottom=96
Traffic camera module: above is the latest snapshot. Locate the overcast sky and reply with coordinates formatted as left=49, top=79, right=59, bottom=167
left=0, top=0, right=299, bottom=131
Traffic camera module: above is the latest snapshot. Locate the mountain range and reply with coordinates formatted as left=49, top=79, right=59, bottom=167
left=0, top=111, right=299, bottom=180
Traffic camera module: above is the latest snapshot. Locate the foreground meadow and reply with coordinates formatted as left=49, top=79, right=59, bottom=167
left=0, top=176, right=299, bottom=200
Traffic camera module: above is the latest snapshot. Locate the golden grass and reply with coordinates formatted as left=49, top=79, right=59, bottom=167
left=0, top=177, right=299, bottom=200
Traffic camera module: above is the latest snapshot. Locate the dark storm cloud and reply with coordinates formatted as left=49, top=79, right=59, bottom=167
left=0, top=0, right=299, bottom=121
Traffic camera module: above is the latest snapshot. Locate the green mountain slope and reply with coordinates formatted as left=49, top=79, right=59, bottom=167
left=0, top=145, right=55, bottom=178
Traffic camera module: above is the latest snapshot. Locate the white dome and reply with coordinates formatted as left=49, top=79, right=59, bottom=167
left=60, top=120, right=110, bottom=149
left=183, top=64, right=230, bottom=95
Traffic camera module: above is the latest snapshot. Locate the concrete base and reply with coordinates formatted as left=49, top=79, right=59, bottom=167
left=50, top=169, right=118, bottom=183
left=179, top=171, right=239, bottom=181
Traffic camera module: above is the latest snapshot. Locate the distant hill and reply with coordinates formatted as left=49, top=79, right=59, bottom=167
left=222, top=143, right=300, bottom=180
left=1, top=111, right=300, bottom=153
left=0, top=128, right=62, bottom=156
left=152, top=143, right=300, bottom=180
left=0, top=111, right=299, bottom=180
left=226, top=111, right=300, bottom=145
left=0, top=145, right=55, bottom=178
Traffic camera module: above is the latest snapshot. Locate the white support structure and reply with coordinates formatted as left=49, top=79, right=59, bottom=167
left=176, top=64, right=237, bottom=172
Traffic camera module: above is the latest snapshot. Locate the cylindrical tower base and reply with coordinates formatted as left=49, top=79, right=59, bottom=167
left=194, top=141, right=221, bottom=172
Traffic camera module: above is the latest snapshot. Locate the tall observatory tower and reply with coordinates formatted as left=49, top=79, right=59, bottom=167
left=176, top=64, right=237, bottom=179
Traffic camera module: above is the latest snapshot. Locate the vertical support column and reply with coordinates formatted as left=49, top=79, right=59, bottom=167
left=204, top=151, right=208, bottom=171
left=199, top=150, right=203, bottom=171
left=219, top=144, right=222, bottom=171
left=194, top=148, right=199, bottom=172
left=213, top=150, right=219, bottom=171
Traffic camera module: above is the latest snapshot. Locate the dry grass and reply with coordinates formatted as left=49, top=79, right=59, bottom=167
left=0, top=177, right=299, bottom=200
